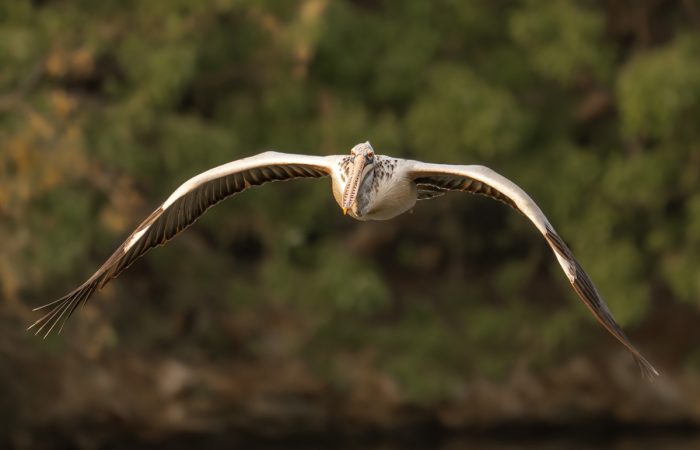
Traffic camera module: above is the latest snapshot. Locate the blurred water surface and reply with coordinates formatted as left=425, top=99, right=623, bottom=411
left=100, top=433, right=700, bottom=450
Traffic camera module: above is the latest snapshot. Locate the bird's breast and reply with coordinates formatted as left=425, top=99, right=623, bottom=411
left=331, top=156, right=417, bottom=221
left=357, top=175, right=417, bottom=220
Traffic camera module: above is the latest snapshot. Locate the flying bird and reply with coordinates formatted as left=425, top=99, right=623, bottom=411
left=29, top=142, right=659, bottom=378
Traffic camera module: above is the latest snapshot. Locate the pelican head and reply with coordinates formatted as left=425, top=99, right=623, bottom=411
left=342, top=141, right=376, bottom=215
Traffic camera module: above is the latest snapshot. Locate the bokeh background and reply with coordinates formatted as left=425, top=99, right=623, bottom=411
left=2, top=0, right=700, bottom=448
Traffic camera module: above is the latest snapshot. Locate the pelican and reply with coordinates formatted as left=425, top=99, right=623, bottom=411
left=29, top=142, right=658, bottom=378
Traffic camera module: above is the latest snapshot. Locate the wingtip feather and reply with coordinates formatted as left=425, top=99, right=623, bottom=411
left=635, top=355, right=660, bottom=380
left=27, top=279, right=99, bottom=339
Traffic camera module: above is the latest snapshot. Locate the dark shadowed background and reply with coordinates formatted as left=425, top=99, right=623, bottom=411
left=2, top=0, right=700, bottom=449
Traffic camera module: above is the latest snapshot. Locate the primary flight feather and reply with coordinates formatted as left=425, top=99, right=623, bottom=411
left=29, top=142, right=659, bottom=379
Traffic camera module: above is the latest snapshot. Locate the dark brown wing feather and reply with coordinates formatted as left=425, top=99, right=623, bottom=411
left=29, top=162, right=328, bottom=337
left=416, top=183, right=448, bottom=200
left=543, top=226, right=658, bottom=378
left=413, top=175, right=518, bottom=210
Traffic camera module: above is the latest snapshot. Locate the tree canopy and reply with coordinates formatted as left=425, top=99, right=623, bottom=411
left=2, top=0, right=700, bottom=439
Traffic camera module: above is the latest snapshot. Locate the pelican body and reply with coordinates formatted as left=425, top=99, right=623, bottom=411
left=333, top=145, right=416, bottom=220
left=30, top=142, right=659, bottom=378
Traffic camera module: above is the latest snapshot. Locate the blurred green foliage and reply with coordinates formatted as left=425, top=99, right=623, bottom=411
left=2, top=0, right=699, bottom=401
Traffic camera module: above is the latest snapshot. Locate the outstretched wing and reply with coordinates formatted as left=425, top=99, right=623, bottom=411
left=29, top=151, right=338, bottom=338
left=408, top=161, right=659, bottom=379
